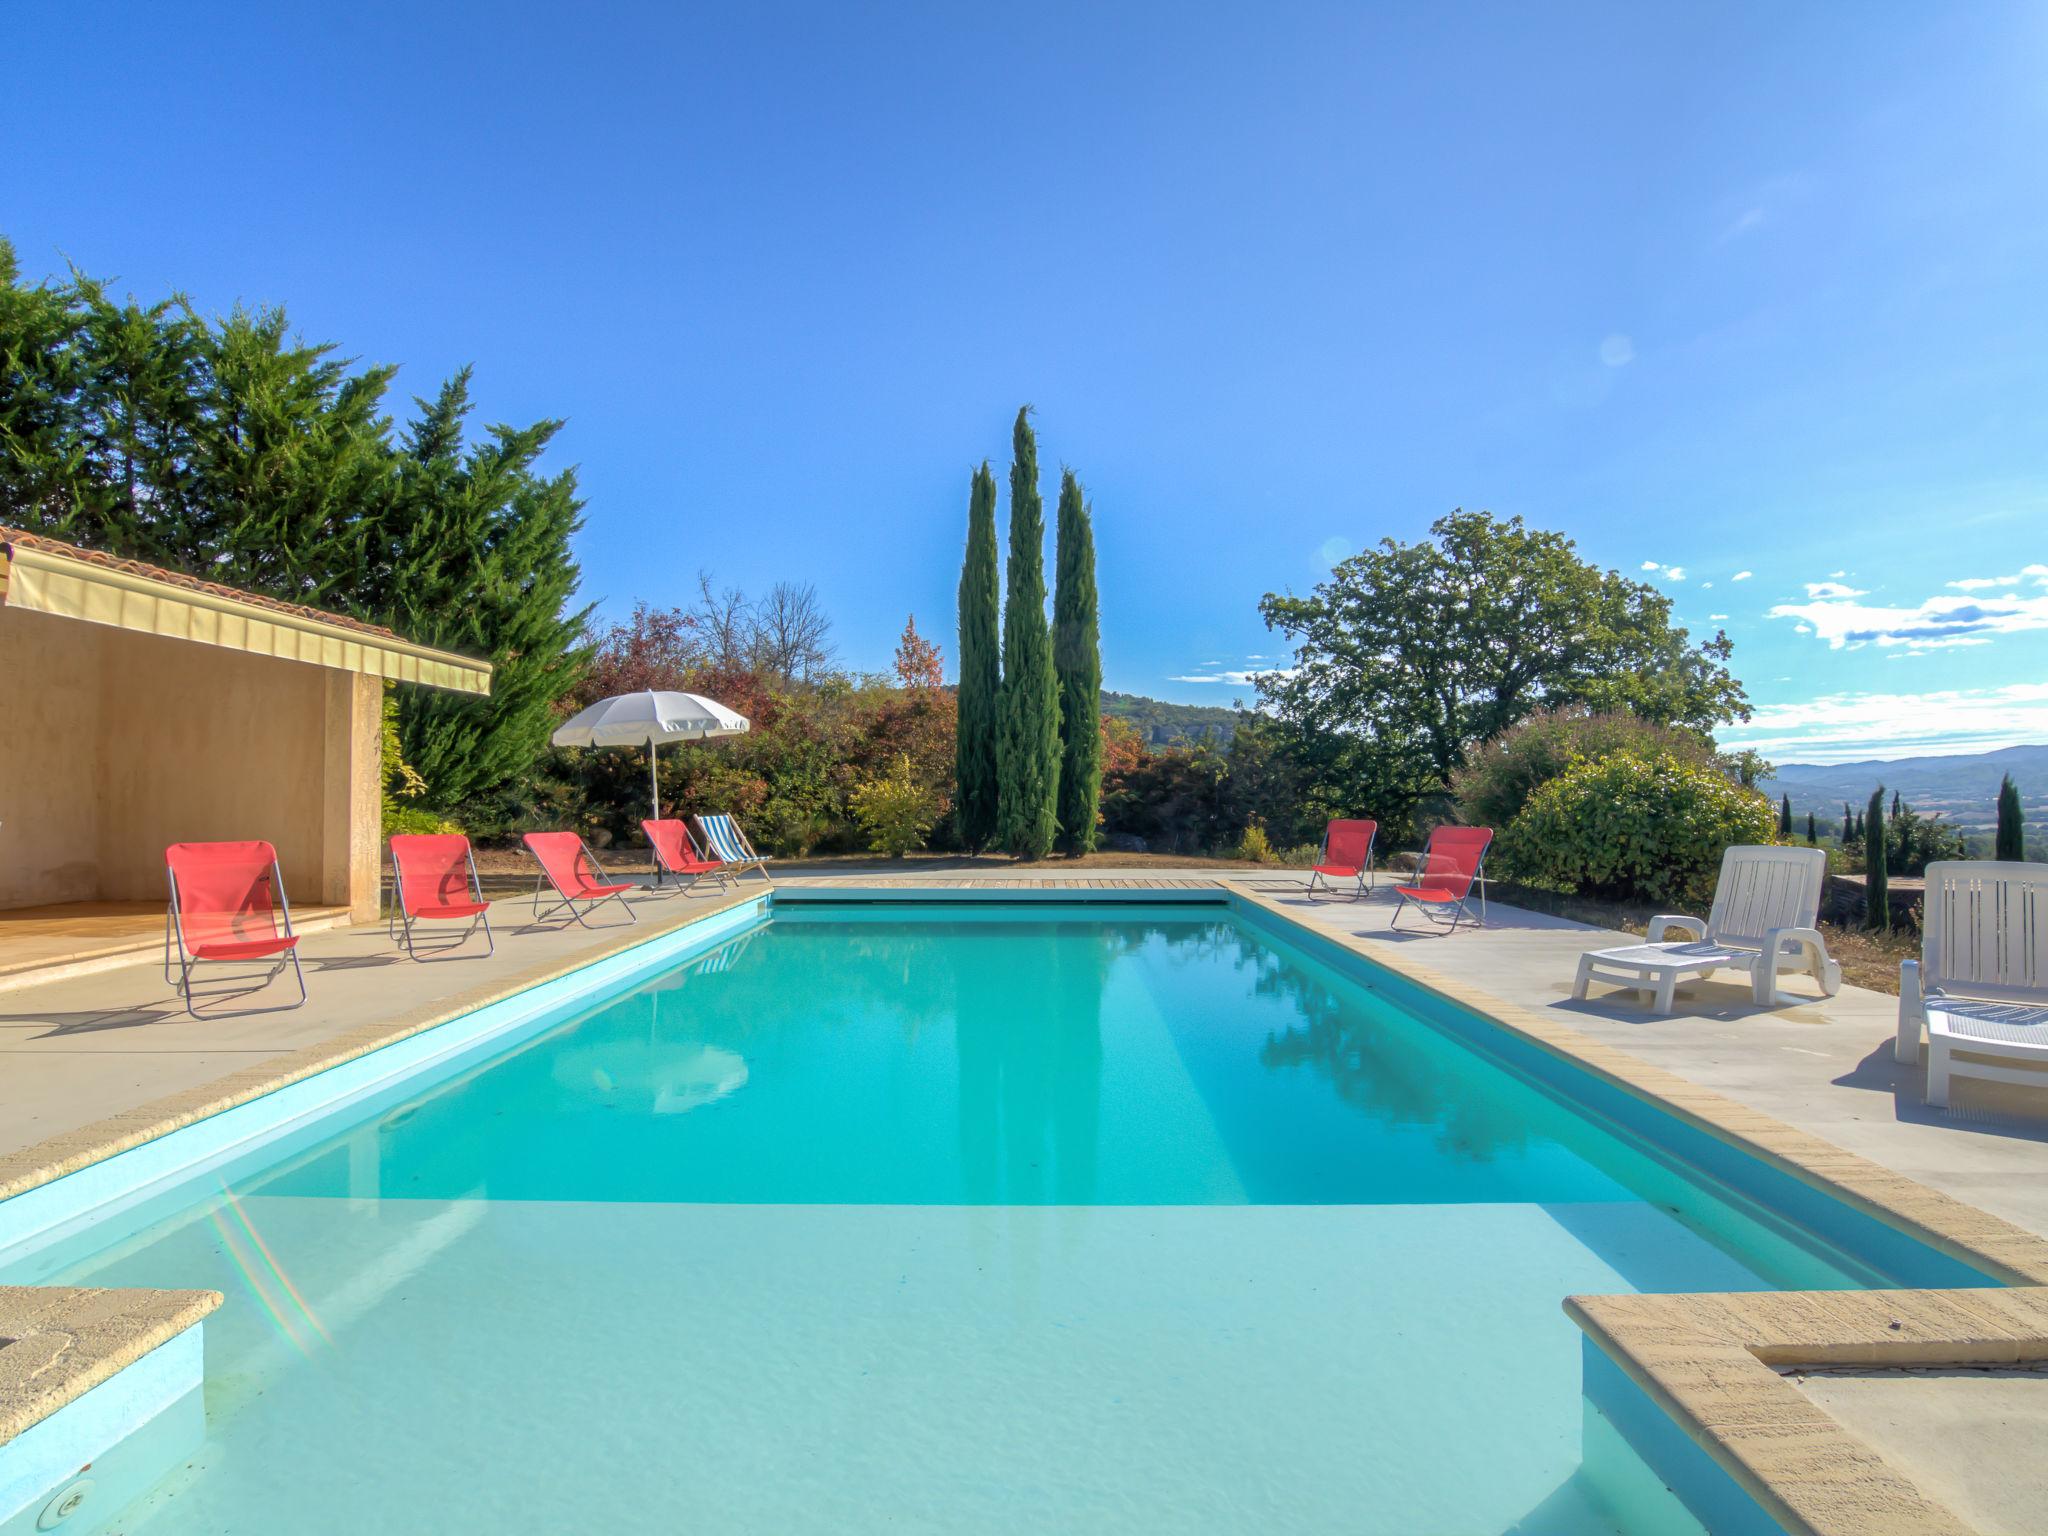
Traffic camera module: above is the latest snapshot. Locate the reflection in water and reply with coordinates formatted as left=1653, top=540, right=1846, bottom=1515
left=957, top=926, right=1108, bottom=1204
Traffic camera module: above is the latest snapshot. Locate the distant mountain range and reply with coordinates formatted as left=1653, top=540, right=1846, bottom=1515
left=1758, top=744, right=2048, bottom=833
left=1102, top=691, right=1241, bottom=747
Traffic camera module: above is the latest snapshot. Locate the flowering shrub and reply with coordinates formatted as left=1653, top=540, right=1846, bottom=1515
left=1496, top=752, right=1776, bottom=907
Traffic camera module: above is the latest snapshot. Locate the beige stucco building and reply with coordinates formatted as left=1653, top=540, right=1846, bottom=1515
left=0, top=528, right=490, bottom=928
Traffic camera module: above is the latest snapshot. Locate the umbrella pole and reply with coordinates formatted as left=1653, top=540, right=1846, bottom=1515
left=649, top=739, right=663, bottom=885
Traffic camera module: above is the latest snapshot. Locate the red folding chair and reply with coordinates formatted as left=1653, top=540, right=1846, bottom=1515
left=389, top=834, right=494, bottom=959
left=1390, top=826, right=1494, bottom=934
left=522, top=831, right=636, bottom=927
left=642, top=819, right=729, bottom=896
left=164, top=841, right=306, bottom=1013
left=1307, top=819, right=1378, bottom=900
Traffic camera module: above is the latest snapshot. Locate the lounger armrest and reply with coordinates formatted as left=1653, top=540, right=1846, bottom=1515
left=1647, top=914, right=1706, bottom=944
left=1896, top=958, right=1924, bottom=1064
left=1767, top=925, right=1827, bottom=954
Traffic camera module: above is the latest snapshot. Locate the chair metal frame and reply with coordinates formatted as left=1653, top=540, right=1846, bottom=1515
left=524, top=833, right=637, bottom=927
left=164, top=847, right=307, bottom=1014
left=388, top=835, right=495, bottom=960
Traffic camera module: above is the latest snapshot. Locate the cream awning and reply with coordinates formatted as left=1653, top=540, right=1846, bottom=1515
left=0, top=540, right=492, bottom=695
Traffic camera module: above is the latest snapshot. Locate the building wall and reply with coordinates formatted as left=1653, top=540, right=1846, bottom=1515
left=0, top=608, right=105, bottom=907
left=1, top=607, right=383, bottom=919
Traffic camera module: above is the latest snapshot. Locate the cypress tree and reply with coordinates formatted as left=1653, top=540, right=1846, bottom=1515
left=1841, top=802, right=1854, bottom=844
left=1865, top=787, right=1889, bottom=932
left=954, top=462, right=1002, bottom=850
left=995, top=407, right=1060, bottom=858
left=1052, top=468, right=1102, bottom=854
left=1805, top=809, right=1817, bottom=844
left=1778, top=793, right=1793, bottom=837
left=1996, top=774, right=2025, bottom=861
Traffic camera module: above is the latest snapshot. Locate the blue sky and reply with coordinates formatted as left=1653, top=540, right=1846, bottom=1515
left=6, top=2, right=2046, bottom=762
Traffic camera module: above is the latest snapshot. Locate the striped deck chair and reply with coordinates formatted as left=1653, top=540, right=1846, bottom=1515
left=1389, top=826, right=1493, bottom=934
left=643, top=818, right=729, bottom=896
left=695, top=814, right=773, bottom=884
left=164, top=840, right=306, bottom=1013
left=522, top=831, right=636, bottom=927
left=1307, top=819, right=1378, bottom=900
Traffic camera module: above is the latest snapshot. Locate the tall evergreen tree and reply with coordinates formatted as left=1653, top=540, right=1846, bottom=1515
left=1865, top=787, right=1889, bottom=932
left=1841, top=802, right=1854, bottom=844
left=995, top=407, right=1060, bottom=858
left=1996, top=773, right=2026, bottom=861
left=1052, top=468, right=1102, bottom=854
left=1778, top=793, right=1792, bottom=836
left=1805, top=809, right=1817, bottom=844
left=954, top=462, right=1002, bottom=850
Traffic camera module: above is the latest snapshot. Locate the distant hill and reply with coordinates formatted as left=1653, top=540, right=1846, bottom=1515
left=1102, top=691, right=1241, bottom=748
left=1758, top=744, right=2048, bottom=836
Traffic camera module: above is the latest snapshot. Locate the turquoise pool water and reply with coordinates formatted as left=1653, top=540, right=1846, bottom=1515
left=0, top=904, right=1956, bottom=1533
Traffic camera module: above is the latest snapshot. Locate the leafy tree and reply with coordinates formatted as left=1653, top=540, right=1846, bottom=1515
left=1258, top=510, right=1748, bottom=835
left=894, top=613, right=944, bottom=689
left=1778, top=793, right=1793, bottom=837
left=1865, top=787, right=1889, bottom=931
left=1052, top=468, right=1101, bottom=853
left=954, top=462, right=1001, bottom=849
left=1997, top=774, right=2026, bottom=861
left=995, top=408, right=1060, bottom=857
left=0, top=244, right=589, bottom=811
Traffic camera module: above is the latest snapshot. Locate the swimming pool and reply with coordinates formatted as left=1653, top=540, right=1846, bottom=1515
left=0, top=901, right=1995, bottom=1534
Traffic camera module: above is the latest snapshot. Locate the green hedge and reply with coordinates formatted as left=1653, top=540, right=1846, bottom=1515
left=1495, top=752, right=1776, bottom=908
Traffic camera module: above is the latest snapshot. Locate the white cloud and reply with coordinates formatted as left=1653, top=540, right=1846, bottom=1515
left=1721, top=206, right=1766, bottom=241
left=1641, top=560, right=1660, bottom=571
left=1701, top=581, right=1714, bottom=589
left=1829, top=570, right=1847, bottom=579
left=1640, top=561, right=1687, bottom=582
left=1769, top=584, right=2048, bottom=651
left=1316, top=536, right=1352, bottom=567
left=1709, top=613, right=1728, bottom=621
left=1947, top=564, right=2048, bottom=591
left=1599, top=334, right=1635, bottom=367
left=1169, top=667, right=1288, bottom=687
left=1719, top=683, right=2048, bottom=762
left=1731, top=570, right=1753, bottom=581
left=1802, top=580, right=1867, bottom=599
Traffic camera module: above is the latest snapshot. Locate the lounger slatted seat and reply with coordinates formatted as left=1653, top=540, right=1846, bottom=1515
left=164, top=840, right=306, bottom=1013
left=389, top=833, right=493, bottom=959
left=695, top=814, right=773, bottom=884
left=643, top=818, right=729, bottom=895
left=1308, top=819, right=1377, bottom=900
left=1573, top=845, right=1839, bottom=1014
left=523, top=831, right=636, bottom=927
left=1390, top=825, right=1492, bottom=934
left=1898, top=860, right=2048, bottom=1108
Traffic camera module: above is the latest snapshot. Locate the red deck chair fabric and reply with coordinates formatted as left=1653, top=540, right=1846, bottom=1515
left=642, top=819, right=728, bottom=894
left=389, top=834, right=493, bottom=958
left=1390, top=825, right=1493, bottom=932
left=164, top=841, right=305, bottom=1010
left=1308, top=819, right=1378, bottom=900
left=522, top=831, right=636, bottom=927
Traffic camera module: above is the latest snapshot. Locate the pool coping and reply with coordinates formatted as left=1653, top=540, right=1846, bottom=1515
left=4, top=877, right=2047, bottom=1531
left=0, top=1285, right=221, bottom=1445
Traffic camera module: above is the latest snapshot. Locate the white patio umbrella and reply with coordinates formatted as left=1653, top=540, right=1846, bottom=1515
left=550, top=690, right=751, bottom=827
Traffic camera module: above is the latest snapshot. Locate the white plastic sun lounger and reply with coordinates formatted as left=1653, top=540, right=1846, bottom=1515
left=1572, top=845, right=1841, bottom=1014
left=1896, top=860, right=2048, bottom=1108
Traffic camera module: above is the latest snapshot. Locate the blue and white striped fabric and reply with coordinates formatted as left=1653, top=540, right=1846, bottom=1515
left=696, top=814, right=771, bottom=882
